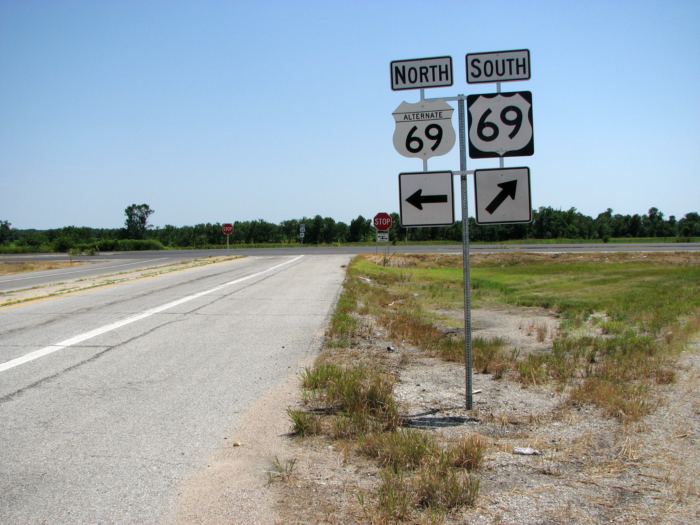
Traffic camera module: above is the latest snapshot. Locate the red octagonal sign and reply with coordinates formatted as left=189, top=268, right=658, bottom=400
left=222, top=223, right=233, bottom=236
left=373, top=212, right=392, bottom=232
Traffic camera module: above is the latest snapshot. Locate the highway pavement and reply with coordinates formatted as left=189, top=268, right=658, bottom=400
left=0, top=254, right=350, bottom=523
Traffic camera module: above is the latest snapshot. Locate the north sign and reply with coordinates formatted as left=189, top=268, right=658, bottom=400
left=474, top=167, right=532, bottom=225
left=467, top=91, right=534, bottom=158
left=399, top=171, right=455, bottom=227
left=390, top=56, right=453, bottom=91
left=466, top=49, right=530, bottom=84
left=393, top=100, right=456, bottom=160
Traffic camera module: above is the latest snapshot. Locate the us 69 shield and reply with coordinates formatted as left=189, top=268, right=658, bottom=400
left=467, top=91, right=534, bottom=158
left=392, top=100, right=456, bottom=160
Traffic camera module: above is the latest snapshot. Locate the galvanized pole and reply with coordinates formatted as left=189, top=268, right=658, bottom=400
left=458, top=95, right=473, bottom=410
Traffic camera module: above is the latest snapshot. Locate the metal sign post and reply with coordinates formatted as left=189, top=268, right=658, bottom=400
left=458, top=95, right=474, bottom=410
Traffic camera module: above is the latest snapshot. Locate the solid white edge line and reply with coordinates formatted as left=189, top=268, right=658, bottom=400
left=0, top=255, right=304, bottom=373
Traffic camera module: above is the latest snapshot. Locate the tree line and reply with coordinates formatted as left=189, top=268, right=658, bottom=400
left=1, top=205, right=698, bottom=253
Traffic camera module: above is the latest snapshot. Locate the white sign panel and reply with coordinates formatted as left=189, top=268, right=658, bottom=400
left=390, top=56, right=453, bottom=91
left=467, top=91, right=534, bottom=158
left=376, top=231, right=389, bottom=242
left=466, top=49, right=530, bottom=84
left=392, top=100, right=456, bottom=160
left=474, top=167, right=532, bottom=224
left=399, top=171, right=455, bottom=227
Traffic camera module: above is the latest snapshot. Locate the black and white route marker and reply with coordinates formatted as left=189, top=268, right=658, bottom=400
left=399, top=171, right=454, bottom=227
left=393, top=100, right=456, bottom=159
left=474, top=167, right=532, bottom=224
left=467, top=91, right=534, bottom=158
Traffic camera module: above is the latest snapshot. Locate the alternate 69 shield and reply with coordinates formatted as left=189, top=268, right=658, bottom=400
left=393, top=100, right=456, bottom=160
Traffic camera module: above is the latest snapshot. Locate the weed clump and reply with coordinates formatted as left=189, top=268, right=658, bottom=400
left=287, top=408, right=321, bottom=437
left=292, top=363, right=399, bottom=437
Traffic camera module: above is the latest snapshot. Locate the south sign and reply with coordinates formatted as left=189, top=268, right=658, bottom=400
left=466, top=49, right=530, bottom=84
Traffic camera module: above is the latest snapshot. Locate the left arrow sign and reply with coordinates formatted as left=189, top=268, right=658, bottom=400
left=399, top=171, right=455, bottom=228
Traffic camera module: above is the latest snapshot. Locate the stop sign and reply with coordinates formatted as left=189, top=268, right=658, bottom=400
left=222, top=223, right=233, bottom=236
left=373, top=213, right=392, bottom=232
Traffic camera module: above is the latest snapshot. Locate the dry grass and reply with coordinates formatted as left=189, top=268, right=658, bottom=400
left=0, top=261, right=81, bottom=275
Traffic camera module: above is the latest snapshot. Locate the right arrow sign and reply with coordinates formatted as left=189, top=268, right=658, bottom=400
left=474, top=167, right=532, bottom=225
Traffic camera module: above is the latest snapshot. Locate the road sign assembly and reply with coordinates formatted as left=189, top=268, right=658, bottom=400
left=222, top=223, right=233, bottom=236
left=393, top=100, right=456, bottom=160
left=390, top=56, right=453, bottom=91
left=466, top=49, right=530, bottom=84
left=474, top=167, right=532, bottom=224
left=399, top=171, right=454, bottom=227
left=467, top=91, right=534, bottom=158
left=389, top=48, right=535, bottom=411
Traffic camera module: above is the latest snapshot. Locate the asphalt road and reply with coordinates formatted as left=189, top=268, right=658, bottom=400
left=2, top=242, right=698, bottom=292
left=0, top=254, right=350, bottom=524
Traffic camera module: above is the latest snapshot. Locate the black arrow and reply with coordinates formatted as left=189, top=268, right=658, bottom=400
left=485, top=180, right=518, bottom=214
left=406, top=189, right=448, bottom=210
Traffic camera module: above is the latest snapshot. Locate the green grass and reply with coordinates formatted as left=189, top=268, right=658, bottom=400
left=342, top=253, right=700, bottom=423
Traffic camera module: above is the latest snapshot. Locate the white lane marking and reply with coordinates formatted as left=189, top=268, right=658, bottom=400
left=0, top=258, right=165, bottom=284
left=0, top=255, right=304, bottom=373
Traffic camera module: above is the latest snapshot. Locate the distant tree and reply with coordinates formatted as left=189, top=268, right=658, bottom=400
left=279, top=219, right=300, bottom=243
left=320, top=217, right=337, bottom=243
left=305, top=215, right=324, bottom=244
left=334, top=221, right=349, bottom=243
left=0, top=220, right=12, bottom=244
left=679, top=212, right=700, bottom=237
left=643, top=207, right=664, bottom=237
left=348, top=215, right=371, bottom=242
left=124, top=204, right=154, bottom=239
left=594, top=208, right=613, bottom=242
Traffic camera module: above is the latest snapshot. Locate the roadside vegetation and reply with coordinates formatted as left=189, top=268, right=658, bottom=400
left=0, top=261, right=82, bottom=276
left=2, top=205, right=699, bottom=253
left=285, top=252, right=700, bottom=522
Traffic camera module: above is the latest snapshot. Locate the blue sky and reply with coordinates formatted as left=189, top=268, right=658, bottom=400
left=1, top=0, right=698, bottom=229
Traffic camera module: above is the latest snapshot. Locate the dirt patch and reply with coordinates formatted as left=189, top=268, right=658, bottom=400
left=173, top=366, right=308, bottom=525
left=437, top=305, right=560, bottom=357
